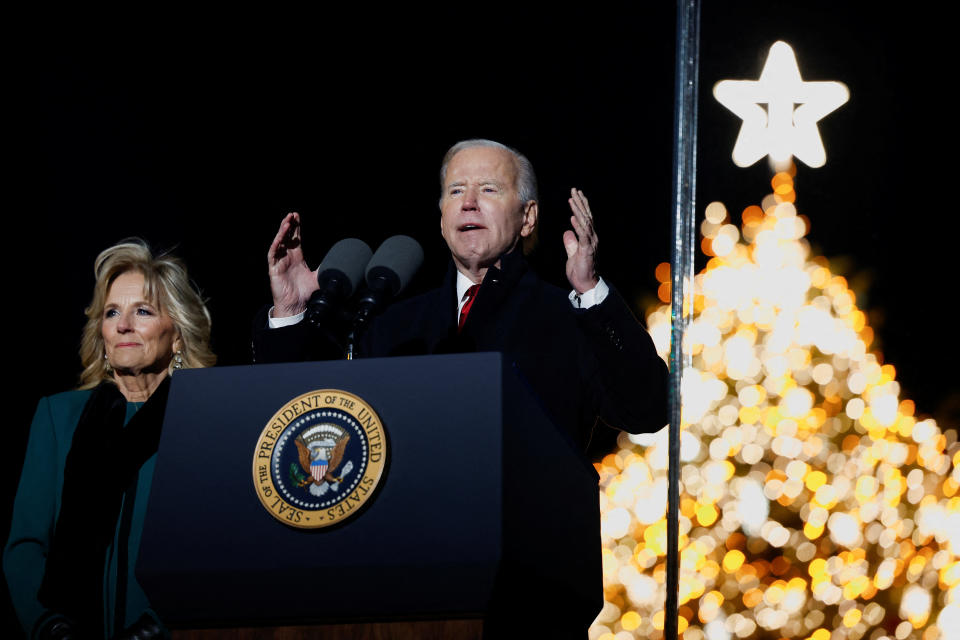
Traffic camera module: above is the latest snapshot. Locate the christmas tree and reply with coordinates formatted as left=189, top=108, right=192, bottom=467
left=589, top=168, right=959, bottom=640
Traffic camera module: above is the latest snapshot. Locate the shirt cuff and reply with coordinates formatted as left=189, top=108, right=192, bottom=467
left=267, top=307, right=305, bottom=328
left=569, top=277, right=609, bottom=309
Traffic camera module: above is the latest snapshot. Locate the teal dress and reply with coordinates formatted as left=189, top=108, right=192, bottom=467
left=4, top=389, right=159, bottom=638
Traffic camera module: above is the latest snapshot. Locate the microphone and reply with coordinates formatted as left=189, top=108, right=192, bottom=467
left=305, top=238, right=373, bottom=328
left=353, top=235, right=424, bottom=332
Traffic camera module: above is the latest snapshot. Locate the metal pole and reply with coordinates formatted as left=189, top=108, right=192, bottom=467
left=667, top=0, right=700, bottom=639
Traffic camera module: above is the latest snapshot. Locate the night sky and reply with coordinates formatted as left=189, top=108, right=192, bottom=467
left=4, top=5, right=958, bottom=633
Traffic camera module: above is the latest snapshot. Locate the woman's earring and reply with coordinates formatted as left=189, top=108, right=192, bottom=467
left=174, top=351, right=184, bottom=370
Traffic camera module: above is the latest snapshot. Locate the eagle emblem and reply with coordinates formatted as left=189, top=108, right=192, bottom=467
left=253, top=389, right=388, bottom=529
left=291, top=423, right=352, bottom=496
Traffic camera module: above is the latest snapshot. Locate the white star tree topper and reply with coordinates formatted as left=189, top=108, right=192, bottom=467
left=714, top=41, right=849, bottom=169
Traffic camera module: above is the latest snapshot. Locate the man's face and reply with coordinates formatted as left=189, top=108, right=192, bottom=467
left=440, top=146, right=537, bottom=278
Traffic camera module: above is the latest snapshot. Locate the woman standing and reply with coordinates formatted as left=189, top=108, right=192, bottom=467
left=5, top=239, right=215, bottom=639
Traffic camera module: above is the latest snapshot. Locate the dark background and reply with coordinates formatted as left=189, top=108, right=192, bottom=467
left=4, top=5, right=958, bottom=634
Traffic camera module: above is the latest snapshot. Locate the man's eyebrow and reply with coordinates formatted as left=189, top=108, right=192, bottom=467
left=446, top=178, right=504, bottom=188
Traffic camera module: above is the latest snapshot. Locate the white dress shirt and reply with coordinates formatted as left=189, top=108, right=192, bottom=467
left=455, top=270, right=608, bottom=315
left=269, top=272, right=609, bottom=328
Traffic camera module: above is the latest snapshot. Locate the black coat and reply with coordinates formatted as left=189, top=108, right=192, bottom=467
left=254, top=249, right=668, bottom=451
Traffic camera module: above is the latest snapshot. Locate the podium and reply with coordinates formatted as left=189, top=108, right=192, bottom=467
left=137, top=353, right=601, bottom=635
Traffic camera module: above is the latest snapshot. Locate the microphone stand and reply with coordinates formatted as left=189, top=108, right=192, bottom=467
left=346, top=274, right=395, bottom=360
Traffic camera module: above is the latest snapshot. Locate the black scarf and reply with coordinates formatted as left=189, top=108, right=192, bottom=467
left=38, top=377, right=170, bottom=637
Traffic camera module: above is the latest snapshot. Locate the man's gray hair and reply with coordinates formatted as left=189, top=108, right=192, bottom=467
left=438, top=139, right=539, bottom=204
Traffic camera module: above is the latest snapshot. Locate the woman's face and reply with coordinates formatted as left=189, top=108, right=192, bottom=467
left=102, top=271, right=179, bottom=375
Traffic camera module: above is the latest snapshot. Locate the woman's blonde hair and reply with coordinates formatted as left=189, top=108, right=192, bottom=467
left=78, top=238, right=216, bottom=388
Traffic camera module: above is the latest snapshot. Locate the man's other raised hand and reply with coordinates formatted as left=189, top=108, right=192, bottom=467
left=564, top=188, right=600, bottom=295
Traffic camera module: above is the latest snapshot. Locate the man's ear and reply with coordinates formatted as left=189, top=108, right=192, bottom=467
left=520, top=200, right=538, bottom=237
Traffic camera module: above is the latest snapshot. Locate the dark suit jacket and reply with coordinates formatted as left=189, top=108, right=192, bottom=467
left=254, top=249, right=668, bottom=451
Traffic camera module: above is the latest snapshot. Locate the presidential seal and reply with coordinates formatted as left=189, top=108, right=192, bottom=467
left=253, top=389, right=388, bottom=529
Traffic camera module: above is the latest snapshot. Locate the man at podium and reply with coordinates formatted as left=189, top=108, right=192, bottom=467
left=253, top=139, right=668, bottom=636
left=255, top=138, right=667, bottom=452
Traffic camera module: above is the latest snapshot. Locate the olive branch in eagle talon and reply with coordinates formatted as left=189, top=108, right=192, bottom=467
left=289, top=462, right=309, bottom=487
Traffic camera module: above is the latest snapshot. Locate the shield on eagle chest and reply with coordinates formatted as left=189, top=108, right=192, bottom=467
left=311, top=460, right=328, bottom=482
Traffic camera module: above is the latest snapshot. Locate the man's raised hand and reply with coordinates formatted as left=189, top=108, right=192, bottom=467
left=563, top=188, right=600, bottom=294
left=268, top=212, right=320, bottom=318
